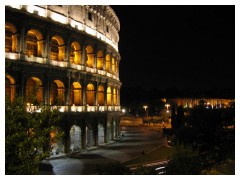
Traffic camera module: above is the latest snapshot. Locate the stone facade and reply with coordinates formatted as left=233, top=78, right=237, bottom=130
left=5, top=5, right=121, bottom=153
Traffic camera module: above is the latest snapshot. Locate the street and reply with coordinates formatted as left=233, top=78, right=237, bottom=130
left=40, top=124, right=166, bottom=175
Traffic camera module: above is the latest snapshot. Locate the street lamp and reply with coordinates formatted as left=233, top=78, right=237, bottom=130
left=165, top=104, right=170, bottom=113
left=143, top=105, right=148, bottom=117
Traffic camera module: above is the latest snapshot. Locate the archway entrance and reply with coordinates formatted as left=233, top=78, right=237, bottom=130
left=69, top=125, right=81, bottom=152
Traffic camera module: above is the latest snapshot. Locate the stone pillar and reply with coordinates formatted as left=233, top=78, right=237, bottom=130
left=66, top=73, right=71, bottom=106
left=81, top=43, right=87, bottom=66
left=104, top=82, right=108, bottom=106
left=93, top=46, right=97, bottom=69
left=109, top=53, right=112, bottom=73
left=44, top=76, right=50, bottom=105
left=81, top=122, right=86, bottom=149
left=82, top=79, right=86, bottom=106
left=45, top=32, right=50, bottom=63
left=103, top=49, right=106, bottom=71
left=95, top=81, right=98, bottom=106
left=65, top=40, right=70, bottom=63
left=20, top=25, right=25, bottom=54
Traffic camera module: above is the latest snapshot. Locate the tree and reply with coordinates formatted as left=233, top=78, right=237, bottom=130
left=165, top=144, right=203, bottom=175
left=5, top=96, right=62, bottom=174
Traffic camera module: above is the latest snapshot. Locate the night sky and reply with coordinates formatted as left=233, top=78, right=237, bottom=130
left=111, top=5, right=235, bottom=93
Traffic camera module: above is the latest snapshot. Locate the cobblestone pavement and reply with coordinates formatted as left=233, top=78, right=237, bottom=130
left=39, top=124, right=166, bottom=175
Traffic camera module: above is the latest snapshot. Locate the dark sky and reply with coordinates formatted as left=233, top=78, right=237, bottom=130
left=111, top=5, right=235, bottom=92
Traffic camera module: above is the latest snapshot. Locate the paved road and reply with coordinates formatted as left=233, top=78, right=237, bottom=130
left=39, top=125, right=166, bottom=175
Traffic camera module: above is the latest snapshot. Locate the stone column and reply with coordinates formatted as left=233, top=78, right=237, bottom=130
left=20, top=25, right=25, bottom=55
left=66, top=73, right=71, bottom=106
left=81, top=121, right=86, bottom=149
left=45, top=32, right=50, bottom=63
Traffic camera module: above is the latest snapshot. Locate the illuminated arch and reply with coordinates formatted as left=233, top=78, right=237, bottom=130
left=97, top=50, right=104, bottom=70
left=70, top=42, right=81, bottom=65
left=86, top=83, right=95, bottom=106
left=105, top=54, right=110, bottom=72
left=113, top=88, right=117, bottom=105
left=5, top=22, right=17, bottom=53
left=50, top=80, right=65, bottom=105
left=71, top=82, right=82, bottom=106
left=50, top=36, right=65, bottom=61
left=107, top=87, right=112, bottom=106
left=26, top=77, right=43, bottom=104
left=70, top=125, right=82, bottom=151
left=86, top=45, right=94, bottom=68
left=5, top=75, right=16, bottom=102
left=26, top=29, right=43, bottom=57
left=97, top=85, right=104, bottom=106
left=112, top=56, right=116, bottom=74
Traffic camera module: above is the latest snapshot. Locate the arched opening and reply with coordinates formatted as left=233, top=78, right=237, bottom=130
left=50, top=36, right=65, bottom=61
left=107, top=119, right=112, bottom=142
left=86, top=124, right=94, bottom=148
left=97, top=85, right=104, bottom=106
left=5, top=75, right=16, bottom=102
left=71, top=82, right=82, bottom=106
left=26, top=29, right=43, bottom=57
left=70, top=125, right=81, bottom=152
left=97, top=50, right=104, bottom=70
left=107, top=87, right=112, bottom=106
left=50, top=80, right=65, bottom=105
left=113, top=88, right=117, bottom=106
left=112, top=57, right=116, bottom=74
left=70, top=42, right=81, bottom=65
left=86, top=45, right=94, bottom=68
left=105, top=54, right=110, bottom=72
left=50, top=128, right=64, bottom=154
left=98, top=123, right=104, bottom=144
left=25, top=77, right=43, bottom=104
left=5, top=22, right=17, bottom=53
left=116, top=89, right=120, bottom=105
left=86, top=83, right=95, bottom=106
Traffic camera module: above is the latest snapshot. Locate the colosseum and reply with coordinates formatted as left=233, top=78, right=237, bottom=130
left=5, top=5, right=121, bottom=154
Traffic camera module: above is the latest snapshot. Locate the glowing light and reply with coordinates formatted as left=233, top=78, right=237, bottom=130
left=122, top=108, right=126, bottom=113
left=85, top=26, right=96, bottom=36
left=50, top=12, right=67, bottom=24
left=5, top=52, right=20, bottom=60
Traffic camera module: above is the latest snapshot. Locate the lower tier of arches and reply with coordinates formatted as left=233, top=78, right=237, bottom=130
left=50, top=111, right=121, bottom=154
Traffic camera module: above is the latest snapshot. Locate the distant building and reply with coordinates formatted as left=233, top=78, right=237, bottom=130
left=167, top=98, right=234, bottom=109
left=5, top=5, right=122, bottom=153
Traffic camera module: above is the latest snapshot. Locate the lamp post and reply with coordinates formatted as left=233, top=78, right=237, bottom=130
left=143, top=105, right=148, bottom=117
left=165, top=104, right=170, bottom=113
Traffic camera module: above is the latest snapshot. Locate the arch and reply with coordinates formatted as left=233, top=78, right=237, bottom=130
left=86, top=45, right=94, bottom=68
left=5, top=22, right=17, bottom=53
left=98, top=123, right=104, bottom=144
left=25, top=77, right=43, bottom=104
left=105, top=54, right=110, bottom=72
left=26, top=29, right=43, bottom=57
left=86, top=124, right=94, bottom=147
left=113, top=88, right=117, bottom=105
left=70, top=125, right=82, bottom=152
left=107, top=86, right=112, bottom=106
left=50, top=128, right=64, bottom=154
left=112, top=56, right=116, bottom=74
left=86, top=83, right=95, bottom=106
left=97, top=50, right=104, bottom=70
left=97, top=85, right=104, bottom=106
left=5, top=75, right=16, bottom=102
left=70, top=41, right=81, bottom=65
left=71, top=82, right=82, bottom=106
left=50, top=36, right=65, bottom=61
left=50, top=80, right=65, bottom=105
